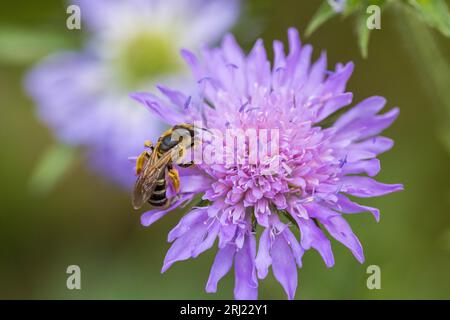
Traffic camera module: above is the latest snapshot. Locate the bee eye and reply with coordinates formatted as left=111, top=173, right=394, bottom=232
left=163, top=135, right=171, bottom=144
left=160, top=134, right=179, bottom=151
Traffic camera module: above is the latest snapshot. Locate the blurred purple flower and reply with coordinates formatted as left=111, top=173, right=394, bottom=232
left=327, top=0, right=346, bottom=12
left=25, top=0, right=239, bottom=188
left=132, top=28, right=403, bottom=299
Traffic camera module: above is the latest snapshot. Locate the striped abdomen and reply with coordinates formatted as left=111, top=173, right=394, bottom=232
left=148, top=171, right=167, bottom=207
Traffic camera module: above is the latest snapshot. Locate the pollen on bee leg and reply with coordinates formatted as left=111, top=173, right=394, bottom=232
left=135, top=150, right=150, bottom=175
left=168, top=167, right=180, bottom=193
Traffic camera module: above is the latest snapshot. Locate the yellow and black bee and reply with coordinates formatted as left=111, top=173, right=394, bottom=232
left=132, top=123, right=199, bottom=209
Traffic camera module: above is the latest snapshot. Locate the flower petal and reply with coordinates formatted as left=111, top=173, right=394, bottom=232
left=357, top=108, right=400, bottom=140
left=305, top=202, right=364, bottom=262
left=234, top=233, right=258, bottom=300
left=340, top=176, right=404, bottom=198
left=161, top=220, right=207, bottom=272
left=332, top=194, right=380, bottom=222
left=304, top=51, right=327, bottom=96
left=337, top=108, right=400, bottom=141
left=130, top=92, right=186, bottom=125
left=181, top=49, right=204, bottom=81
left=298, top=219, right=335, bottom=267
left=218, top=223, right=237, bottom=248
left=322, top=62, right=354, bottom=95
left=342, top=158, right=380, bottom=177
left=222, top=33, right=245, bottom=65
left=352, top=136, right=394, bottom=155
left=192, top=221, right=220, bottom=258
left=140, top=194, right=192, bottom=227
left=271, top=232, right=298, bottom=300
left=167, top=208, right=207, bottom=242
left=334, top=96, right=386, bottom=130
left=282, top=228, right=304, bottom=268
left=320, top=215, right=365, bottom=263
left=255, top=228, right=272, bottom=279
left=205, top=244, right=235, bottom=293
left=316, top=92, right=353, bottom=122
left=179, top=173, right=214, bottom=194
left=287, top=27, right=301, bottom=58
left=157, top=85, right=188, bottom=109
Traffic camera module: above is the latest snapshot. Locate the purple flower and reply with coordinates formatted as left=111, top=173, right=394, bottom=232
left=132, top=28, right=403, bottom=299
left=327, top=0, right=346, bottom=13
left=25, top=0, right=239, bottom=188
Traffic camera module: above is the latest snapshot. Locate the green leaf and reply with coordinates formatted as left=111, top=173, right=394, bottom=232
left=306, top=1, right=338, bottom=37
left=356, top=12, right=371, bottom=58
left=29, top=144, right=78, bottom=196
left=395, top=3, right=450, bottom=155
left=0, top=26, right=74, bottom=65
left=407, top=0, right=450, bottom=37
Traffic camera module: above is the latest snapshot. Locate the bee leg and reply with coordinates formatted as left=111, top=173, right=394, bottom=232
left=135, top=150, right=151, bottom=175
left=166, top=194, right=181, bottom=208
left=135, top=140, right=154, bottom=175
left=167, top=165, right=180, bottom=193
left=160, top=201, right=171, bottom=210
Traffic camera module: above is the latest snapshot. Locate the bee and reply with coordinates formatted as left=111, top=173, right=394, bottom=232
left=132, top=123, right=200, bottom=210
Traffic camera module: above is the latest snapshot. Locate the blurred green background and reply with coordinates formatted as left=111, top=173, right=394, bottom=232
left=1, top=0, right=450, bottom=299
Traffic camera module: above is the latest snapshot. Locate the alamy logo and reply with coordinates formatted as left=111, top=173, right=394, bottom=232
left=366, top=265, right=381, bottom=290
left=66, top=265, right=81, bottom=290
left=170, top=122, right=282, bottom=175
left=366, top=5, right=381, bottom=30
left=66, top=5, right=81, bottom=30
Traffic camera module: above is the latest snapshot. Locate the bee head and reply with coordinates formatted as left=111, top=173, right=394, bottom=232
left=159, top=125, right=194, bottom=152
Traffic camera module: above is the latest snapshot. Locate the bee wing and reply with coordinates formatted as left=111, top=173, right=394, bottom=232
left=132, top=150, right=176, bottom=209
left=132, top=150, right=157, bottom=209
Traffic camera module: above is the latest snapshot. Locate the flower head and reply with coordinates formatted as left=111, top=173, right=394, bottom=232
left=132, top=28, right=403, bottom=299
left=25, top=0, right=239, bottom=187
